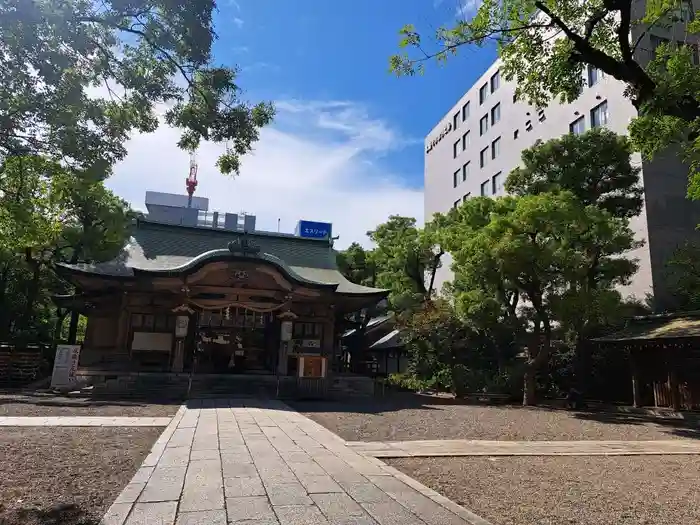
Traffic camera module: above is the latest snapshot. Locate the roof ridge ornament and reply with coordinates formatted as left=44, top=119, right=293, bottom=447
left=228, top=234, right=260, bottom=255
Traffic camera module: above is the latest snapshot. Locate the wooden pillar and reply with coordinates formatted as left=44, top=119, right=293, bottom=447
left=630, top=349, right=641, bottom=408
left=668, top=350, right=681, bottom=412
left=115, top=293, right=129, bottom=354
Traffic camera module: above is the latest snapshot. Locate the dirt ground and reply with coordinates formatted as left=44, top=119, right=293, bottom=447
left=292, top=395, right=699, bottom=442
left=387, top=455, right=700, bottom=525
left=0, top=426, right=161, bottom=525
left=0, top=392, right=180, bottom=417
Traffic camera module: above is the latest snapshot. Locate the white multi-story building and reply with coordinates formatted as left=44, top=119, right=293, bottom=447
left=424, top=7, right=700, bottom=311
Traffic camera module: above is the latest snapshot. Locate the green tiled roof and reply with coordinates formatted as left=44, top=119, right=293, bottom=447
left=58, top=219, right=388, bottom=297
left=595, top=314, right=700, bottom=342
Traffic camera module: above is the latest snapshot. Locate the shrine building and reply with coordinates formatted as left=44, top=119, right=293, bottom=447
left=55, top=191, right=387, bottom=384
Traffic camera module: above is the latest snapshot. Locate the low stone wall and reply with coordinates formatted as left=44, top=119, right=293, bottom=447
left=0, top=343, right=45, bottom=386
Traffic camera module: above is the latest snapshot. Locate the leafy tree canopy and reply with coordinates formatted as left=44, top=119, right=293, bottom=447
left=0, top=0, right=274, bottom=177
left=390, top=0, right=700, bottom=195
left=505, top=128, right=643, bottom=218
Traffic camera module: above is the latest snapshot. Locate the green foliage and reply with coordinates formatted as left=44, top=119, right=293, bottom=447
left=391, top=0, right=700, bottom=198
left=0, top=155, right=132, bottom=342
left=505, top=128, right=643, bottom=218
left=666, top=241, right=700, bottom=310
left=336, top=243, right=377, bottom=287
left=368, top=216, right=444, bottom=310
left=0, top=0, right=274, bottom=176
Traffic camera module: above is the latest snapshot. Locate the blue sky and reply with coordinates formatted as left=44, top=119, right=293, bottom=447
left=108, top=0, right=497, bottom=247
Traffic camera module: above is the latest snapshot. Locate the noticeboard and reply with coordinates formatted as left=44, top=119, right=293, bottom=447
left=297, top=220, right=332, bottom=239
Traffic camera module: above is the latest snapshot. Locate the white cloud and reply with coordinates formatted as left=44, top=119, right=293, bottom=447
left=232, top=17, right=244, bottom=28
left=455, top=0, right=481, bottom=18
left=106, top=100, right=424, bottom=249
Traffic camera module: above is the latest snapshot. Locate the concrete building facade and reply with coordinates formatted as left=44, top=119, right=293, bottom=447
left=424, top=4, right=700, bottom=311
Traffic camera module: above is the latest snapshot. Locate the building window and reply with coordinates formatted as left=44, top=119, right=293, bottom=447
left=462, top=101, right=470, bottom=121
left=453, top=112, right=460, bottom=130
left=587, top=65, right=600, bottom=87
left=570, top=115, right=585, bottom=135
left=491, top=103, right=501, bottom=125
left=591, top=100, right=609, bottom=128
left=480, top=180, right=489, bottom=196
left=512, top=93, right=518, bottom=103
left=453, top=138, right=461, bottom=158
left=453, top=169, right=460, bottom=188
left=462, top=161, right=470, bottom=181
left=490, top=70, right=500, bottom=93
left=453, top=199, right=461, bottom=209
left=462, top=131, right=470, bottom=150
left=491, top=137, right=501, bottom=159
left=480, top=114, right=489, bottom=135
left=525, top=120, right=533, bottom=131
left=514, top=129, right=519, bottom=139
left=463, top=192, right=471, bottom=202
left=538, top=109, right=546, bottom=122
left=479, top=83, right=488, bottom=104
left=480, top=147, right=488, bottom=168
left=492, top=172, right=503, bottom=195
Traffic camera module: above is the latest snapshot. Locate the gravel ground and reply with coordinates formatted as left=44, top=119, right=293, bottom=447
left=292, top=396, right=699, bottom=442
left=0, top=426, right=161, bottom=525
left=0, top=393, right=180, bottom=417
left=387, top=456, right=700, bottom=525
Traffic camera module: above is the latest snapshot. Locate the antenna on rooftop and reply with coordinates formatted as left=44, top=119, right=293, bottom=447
left=186, top=149, right=199, bottom=208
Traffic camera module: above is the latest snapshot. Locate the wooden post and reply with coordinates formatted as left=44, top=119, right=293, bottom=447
left=668, top=350, right=681, bottom=412
left=630, top=349, right=641, bottom=408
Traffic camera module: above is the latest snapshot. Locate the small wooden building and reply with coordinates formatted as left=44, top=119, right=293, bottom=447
left=595, top=312, right=700, bottom=411
left=55, top=216, right=387, bottom=384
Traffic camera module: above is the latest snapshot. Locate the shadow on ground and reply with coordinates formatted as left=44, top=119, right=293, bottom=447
left=572, top=410, right=700, bottom=439
left=0, top=390, right=183, bottom=409
left=0, top=503, right=99, bottom=525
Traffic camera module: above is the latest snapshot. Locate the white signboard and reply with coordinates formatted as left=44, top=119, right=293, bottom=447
left=175, top=316, right=190, bottom=338
left=280, top=321, right=293, bottom=342
left=51, top=344, right=81, bottom=389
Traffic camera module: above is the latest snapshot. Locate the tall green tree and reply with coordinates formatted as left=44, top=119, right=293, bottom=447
left=440, top=192, right=638, bottom=405
left=0, top=0, right=274, bottom=176
left=368, top=216, right=444, bottom=310
left=390, top=0, right=700, bottom=195
left=666, top=241, right=700, bottom=310
left=336, top=242, right=377, bottom=287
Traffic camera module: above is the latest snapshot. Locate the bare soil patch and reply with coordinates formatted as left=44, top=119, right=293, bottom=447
left=0, top=426, right=161, bottom=525
left=292, top=395, right=699, bottom=442
left=387, top=455, right=700, bottom=525
left=0, top=392, right=179, bottom=417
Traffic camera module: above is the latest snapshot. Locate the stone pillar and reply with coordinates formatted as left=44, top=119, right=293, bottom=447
left=668, top=352, right=681, bottom=411
left=172, top=340, right=184, bottom=373
left=630, top=350, right=641, bottom=408
left=277, top=341, right=288, bottom=375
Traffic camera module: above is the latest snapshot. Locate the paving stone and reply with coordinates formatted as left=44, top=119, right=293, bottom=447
left=365, top=475, right=415, bottom=496
left=224, top=475, right=266, bottom=498
left=131, top=466, right=155, bottom=484
left=273, top=504, right=330, bottom=525
left=139, top=466, right=187, bottom=503
left=226, top=496, right=277, bottom=522
left=222, top=461, right=258, bottom=478
left=219, top=437, right=245, bottom=448
left=360, top=502, right=427, bottom=525
left=332, top=517, right=379, bottom=525
left=159, top=447, right=190, bottom=467
left=266, top=483, right=313, bottom=506
left=169, top=428, right=195, bottom=447
left=125, top=501, right=177, bottom=525
left=219, top=445, right=250, bottom=459
left=286, top=460, right=325, bottom=476
left=338, top=482, right=393, bottom=504
left=311, top=493, right=366, bottom=519
left=190, top=449, right=220, bottom=461
left=175, top=510, right=227, bottom=525
left=115, top=482, right=146, bottom=504
left=295, top=474, right=343, bottom=494
left=100, top=502, right=132, bottom=525
left=258, top=466, right=298, bottom=484
left=180, top=460, right=224, bottom=512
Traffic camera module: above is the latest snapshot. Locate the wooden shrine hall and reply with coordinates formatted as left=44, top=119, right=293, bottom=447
left=54, top=193, right=388, bottom=385
left=595, top=312, right=700, bottom=411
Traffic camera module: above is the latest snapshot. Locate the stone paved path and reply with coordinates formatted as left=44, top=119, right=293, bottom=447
left=102, top=399, right=492, bottom=525
left=347, top=438, right=700, bottom=457
left=0, top=416, right=171, bottom=427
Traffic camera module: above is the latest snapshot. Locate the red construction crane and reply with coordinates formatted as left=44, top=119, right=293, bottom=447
left=186, top=149, right=198, bottom=208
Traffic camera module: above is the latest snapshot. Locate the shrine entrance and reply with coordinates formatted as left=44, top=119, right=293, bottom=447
left=193, top=307, right=279, bottom=374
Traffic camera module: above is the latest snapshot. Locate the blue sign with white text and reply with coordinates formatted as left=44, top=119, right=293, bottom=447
left=297, top=220, right=332, bottom=239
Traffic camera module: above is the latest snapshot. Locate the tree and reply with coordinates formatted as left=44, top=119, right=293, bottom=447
left=368, top=216, right=444, bottom=310
left=0, top=0, right=274, bottom=176
left=505, top=128, right=643, bottom=218
left=336, top=243, right=377, bottom=287
left=439, top=192, right=638, bottom=405
left=390, top=0, right=700, bottom=195
left=666, top=241, right=700, bottom=310
left=0, top=155, right=132, bottom=341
